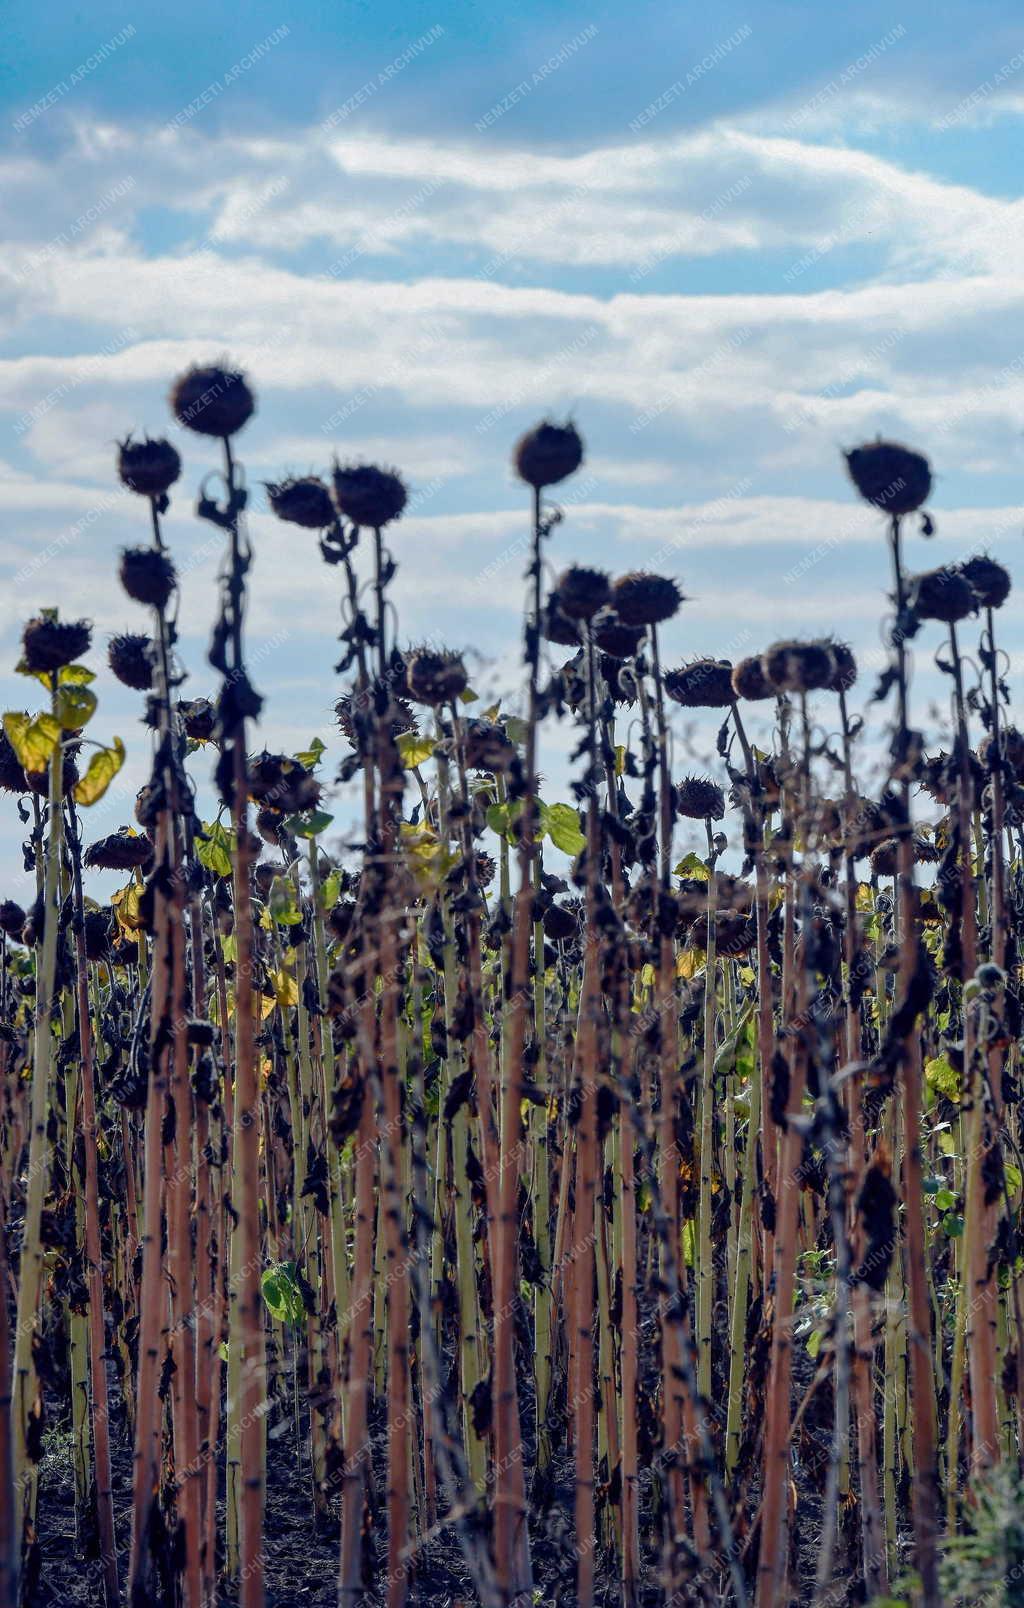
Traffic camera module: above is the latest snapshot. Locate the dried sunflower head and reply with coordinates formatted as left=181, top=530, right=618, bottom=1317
left=266, top=476, right=336, bottom=529
left=611, top=572, right=684, bottom=627
left=331, top=463, right=407, bottom=528
left=513, top=419, right=584, bottom=488
left=845, top=439, right=931, bottom=516
left=664, top=658, right=734, bottom=709
left=22, top=616, right=91, bottom=674
left=170, top=363, right=255, bottom=438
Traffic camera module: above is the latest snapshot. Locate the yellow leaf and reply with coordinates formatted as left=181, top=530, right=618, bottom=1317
left=397, top=730, right=435, bottom=769
left=55, top=684, right=97, bottom=729
left=3, top=710, right=61, bottom=773
left=272, top=968, right=298, bottom=1009
left=74, top=738, right=125, bottom=806
left=111, top=882, right=144, bottom=933
left=676, top=949, right=704, bottom=980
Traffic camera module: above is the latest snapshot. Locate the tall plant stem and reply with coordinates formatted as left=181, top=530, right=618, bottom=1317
left=222, top=436, right=266, bottom=1608
left=889, top=513, right=940, bottom=1606
left=67, top=801, right=119, bottom=1606
left=837, top=686, right=887, bottom=1597
left=492, top=485, right=544, bottom=1603
left=11, top=696, right=63, bottom=1587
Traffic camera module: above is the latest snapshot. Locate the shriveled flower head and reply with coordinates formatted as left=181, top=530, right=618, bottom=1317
left=177, top=697, right=216, bottom=742
left=170, top=363, right=255, bottom=438
left=844, top=796, right=886, bottom=860
left=405, top=648, right=468, bottom=707
left=335, top=690, right=414, bottom=745
left=714, top=911, right=756, bottom=958
left=979, top=726, right=1024, bottom=778
left=251, top=861, right=286, bottom=901
left=553, top=565, right=611, bottom=622
left=120, top=547, right=176, bottom=611
left=246, top=751, right=321, bottom=813
left=134, top=783, right=158, bottom=829
left=83, top=908, right=113, bottom=961
left=84, top=830, right=154, bottom=872
left=542, top=902, right=579, bottom=942
left=845, top=439, right=931, bottom=516
left=543, top=599, right=580, bottom=646
left=601, top=654, right=640, bottom=706
left=326, top=898, right=355, bottom=942
left=910, top=566, right=975, bottom=624
left=462, top=719, right=516, bottom=773
left=108, top=633, right=153, bottom=692
left=611, top=572, right=684, bottom=627
left=26, top=747, right=78, bottom=799
left=762, top=639, right=836, bottom=694
left=266, top=476, right=336, bottom=530
left=0, top=899, right=26, bottom=937
left=871, top=834, right=936, bottom=877
left=0, top=732, right=27, bottom=794
left=827, top=641, right=858, bottom=693
left=331, top=462, right=407, bottom=528
left=117, top=435, right=181, bottom=497
left=869, top=837, right=900, bottom=878
left=960, top=554, right=1011, bottom=611
left=675, top=776, right=726, bottom=820
left=513, top=419, right=584, bottom=488
left=716, top=874, right=754, bottom=914
left=917, top=750, right=979, bottom=806
left=256, top=805, right=287, bottom=846
left=664, top=658, right=734, bottom=710
left=22, top=615, right=91, bottom=674
left=731, top=654, right=774, bottom=702
left=591, top=607, right=644, bottom=660
left=473, top=851, right=496, bottom=887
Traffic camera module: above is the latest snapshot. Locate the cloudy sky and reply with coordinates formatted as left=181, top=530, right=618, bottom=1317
left=1, top=2, right=1022, bottom=892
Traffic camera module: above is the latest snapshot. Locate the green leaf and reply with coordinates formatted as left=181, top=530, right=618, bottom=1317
left=925, top=1054, right=960, bottom=1103
left=458, top=686, right=478, bottom=704
left=502, top=716, right=528, bottom=745
left=681, top=1218, right=695, bottom=1268
left=3, top=710, right=61, bottom=773
left=674, top=851, right=710, bottom=881
left=714, top=1003, right=754, bottom=1080
left=934, top=1188, right=956, bottom=1212
left=397, top=731, right=436, bottom=769
left=486, top=799, right=521, bottom=843
left=284, top=808, right=334, bottom=839
left=261, top=1262, right=305, bottom=1325
left=942, top=1212, right=965, bottom=1239
left=58, top=663, right=96, bottom=686
left=1006, top=1163, right=1022, bottom=1197
left=294, top=736, right=326, bottom=770
left=73, top=738, right=125, bottom=807
left=319, top=869, right=342, bottom=910
left=806, top=1328, right=823, bottom=1359
left=269, top=876, right=302, bottom=926
left=540, top=801, right=585, bottom=858
left=196, top=818, right=235, bottom=879
left=55, top=683, right=97, bottom=730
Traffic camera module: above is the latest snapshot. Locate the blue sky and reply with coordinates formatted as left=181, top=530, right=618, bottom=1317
left=1, top=2, right=1023, bottom=892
